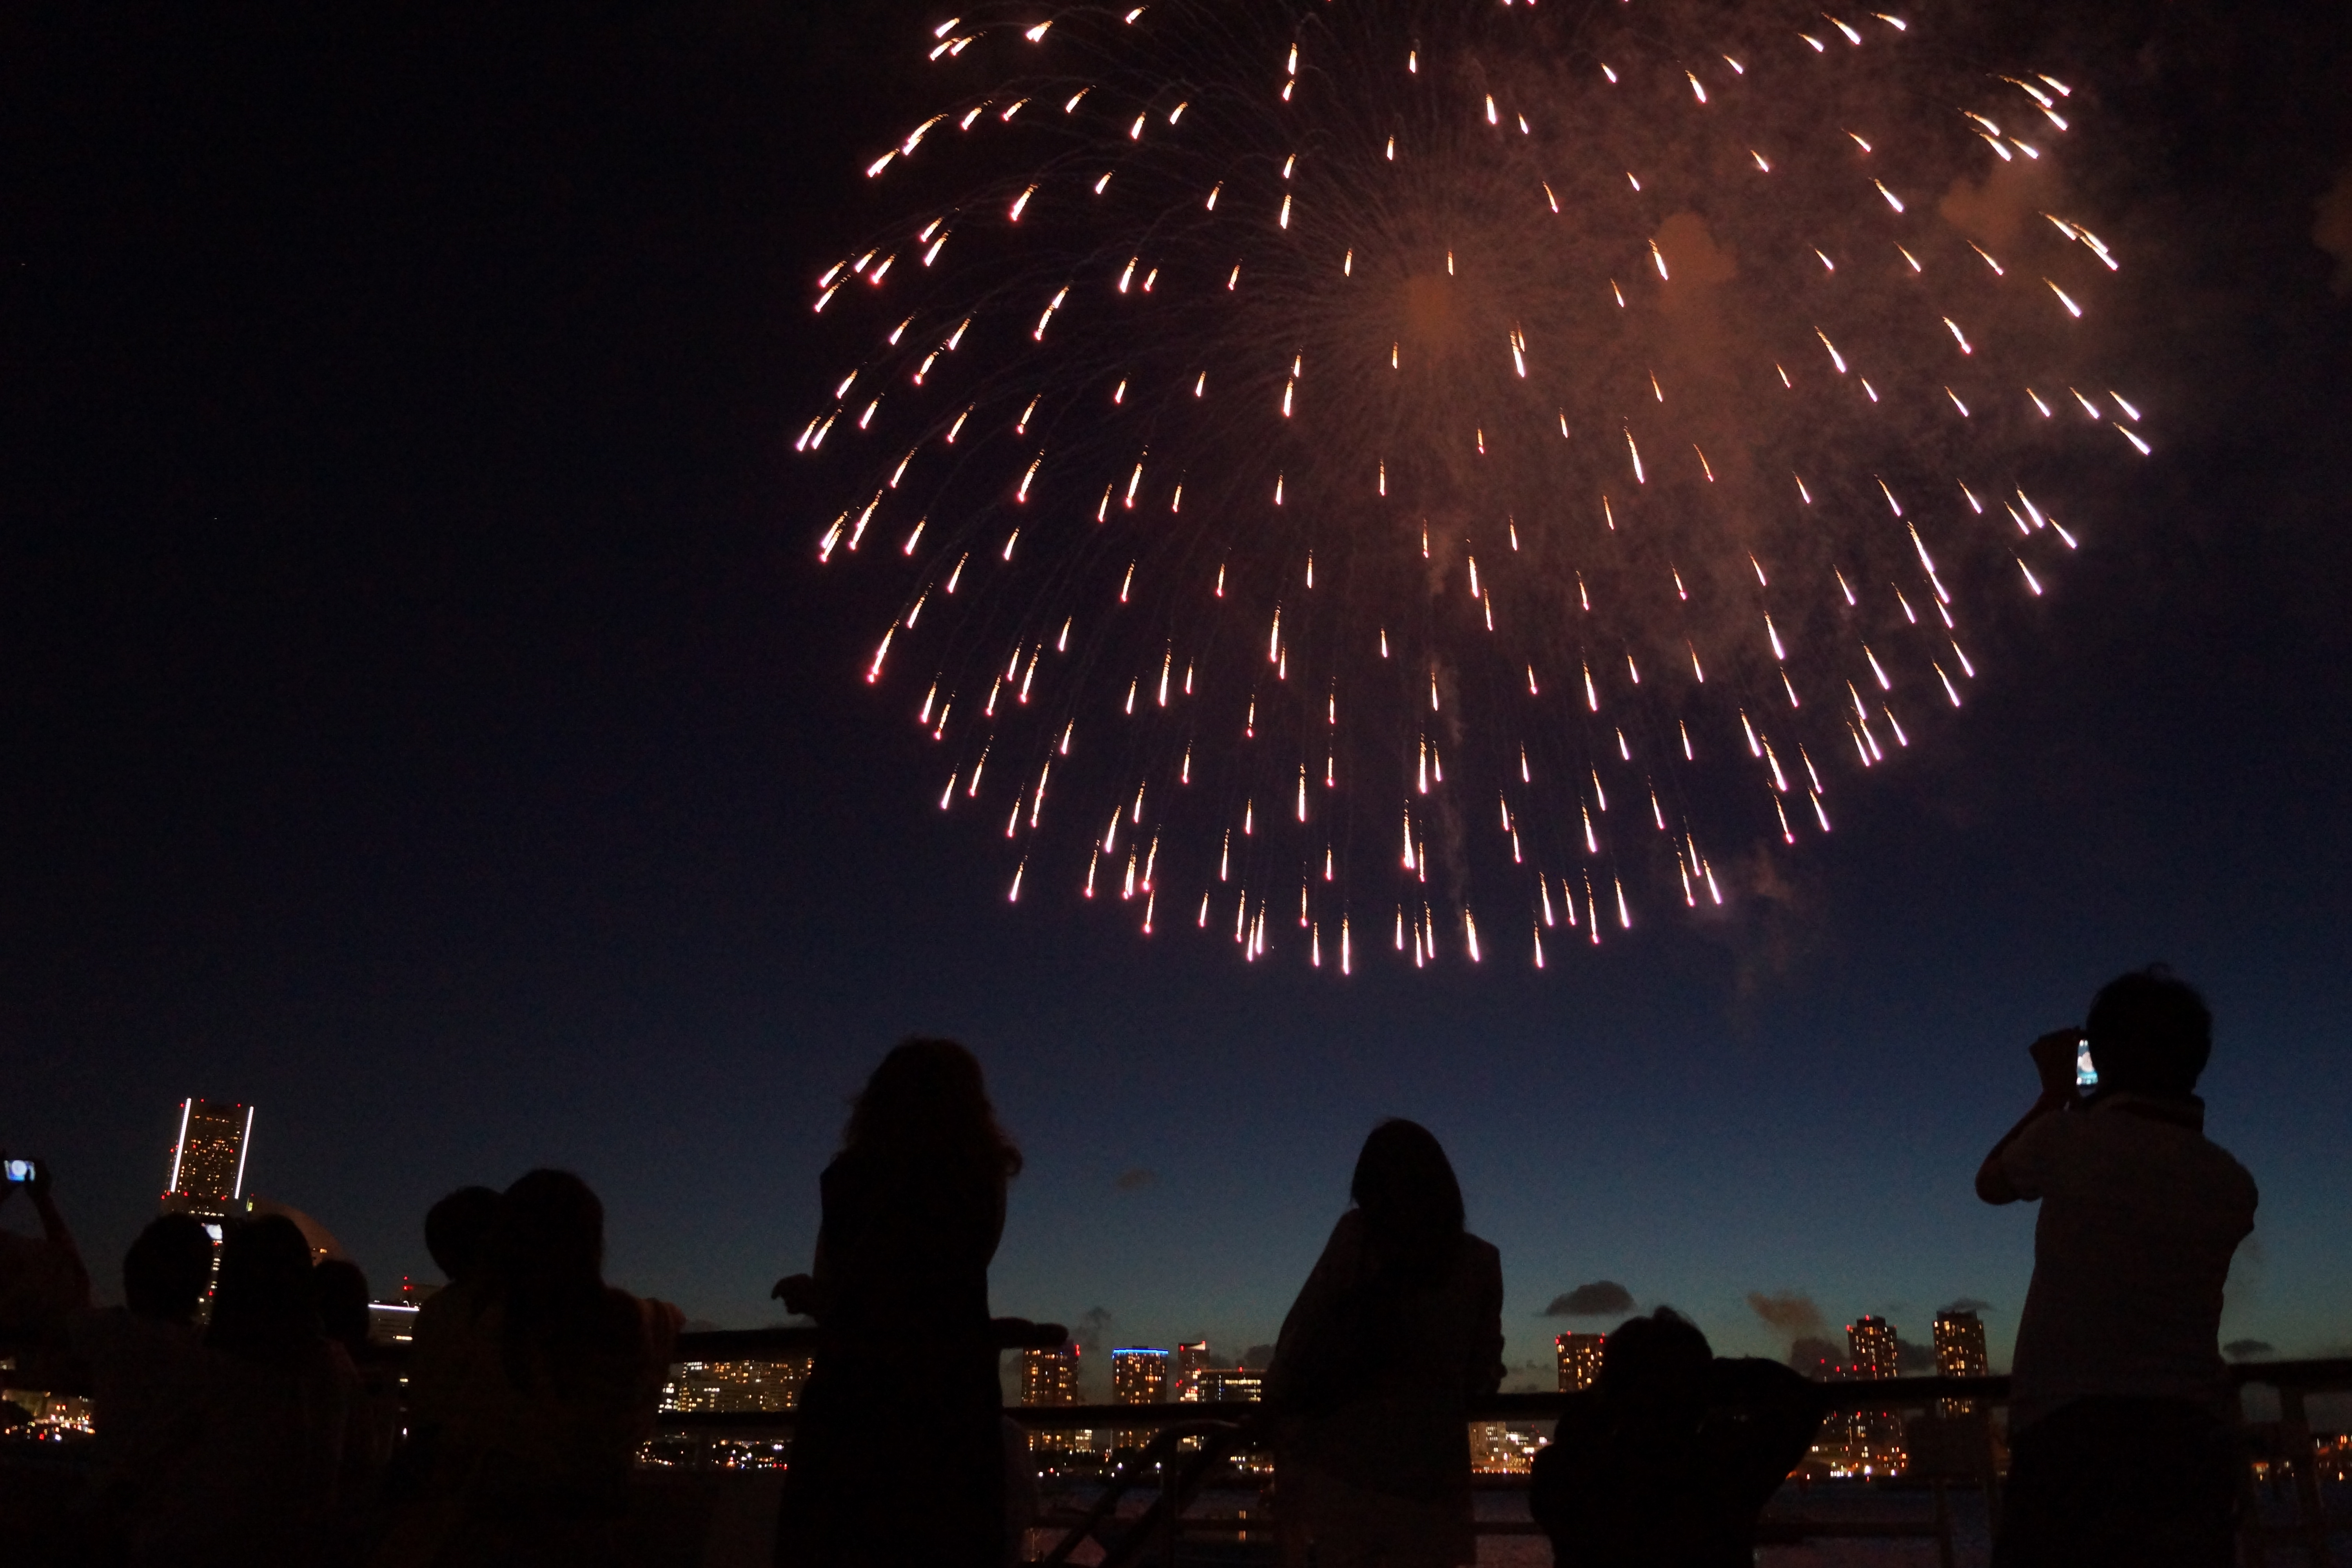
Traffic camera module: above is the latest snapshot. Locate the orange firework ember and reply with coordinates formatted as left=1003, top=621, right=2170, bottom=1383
left=800, top=0, right=2145, bottom=970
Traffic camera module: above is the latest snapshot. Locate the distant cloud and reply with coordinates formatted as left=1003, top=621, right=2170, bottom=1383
left=1544, top=1281, right=1636, bottom=1318
left=1502, top=1357, right=1556, bottom=1392
left=1789, top=1335, right=1842, bottom=1374
left=1113, top=1168, right=1159, bottom=1192
left=2224, top=1338, right=2277, bottom=1361
left=1746, top=1291, right=1825, bottom=1337
left=1242, top=1343, right=1276, bottom=1369
left=1938, top=1298, right=1994, bottom=1316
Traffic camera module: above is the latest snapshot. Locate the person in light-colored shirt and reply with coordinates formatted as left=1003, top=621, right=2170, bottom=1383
left=1975, top=967, right=2256, bottom=1568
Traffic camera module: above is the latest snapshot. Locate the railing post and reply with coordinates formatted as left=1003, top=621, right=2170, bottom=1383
left=2238, top=1453, right=2270, bottom=1568
left=1160, top=1451, right=1178, bottom=1568
left=2276, top=1382, right=2328, bottom=1568
left=1980, top=1414, right=2002, bottom=1539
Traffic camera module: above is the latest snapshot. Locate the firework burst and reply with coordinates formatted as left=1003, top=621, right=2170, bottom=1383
left=798, top=0, right=2144, bottom=970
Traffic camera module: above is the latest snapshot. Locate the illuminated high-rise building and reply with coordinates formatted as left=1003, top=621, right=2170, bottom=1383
left=661, top=1358, right=813, bottom=1414
left=1113, top=1347, right=1170, bottom=1405
left=1470, top=1423, right=1546, bottom=1474
left=1111, top=1348, right=1170, bottom=1452
left=1847, top=1316, right=1900, bottom=1380
left=1556, top=1332, right=1606, bottom=1392
left=1174, top=1340, right=1212, bottom=1401
left=1021, top=1345, right=1091, bottom=1458
left=162, top=1099, right=254, bottom=1216
left=1023, top=1345, right=1082, bottom=1406
left=1845, top=1316, right=1904, bottom=1461
left=1195, top=1367, right=1264, bottom=1404
left=159, top=1098, right=255, bottom=1321
left=1932, top=1310, right=1989, bottom=1417
left=1931, top=1312, right=1987, bottom=1378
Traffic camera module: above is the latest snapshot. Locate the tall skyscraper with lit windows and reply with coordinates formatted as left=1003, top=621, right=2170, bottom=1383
left=162, top=1099, right=254, bottom=1216
left=1847, top=1316, right=1900, bottom=1380
left=1112, top=1348, right=1169, bottom=1404
left=1023, top=1345, right=1081, bottom=1405
left=1020, top=1345, right=1089, bottom=1457
left=1932, top=1310, right=1989, bottom=1416
left=159, top=1098, right=256, bottom=1321
left=1111, top=1348, right=1170, bottom=1452
left=1846, top=1316, right=1904, bottom=1458
left=1174, top=1340, right=1212, bottom=1401
left=1556, top=1332, right=1606, bottom=1392
left=1931, top=1312, right=1987, bottom=1377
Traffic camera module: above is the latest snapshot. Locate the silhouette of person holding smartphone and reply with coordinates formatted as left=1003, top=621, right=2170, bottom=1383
left=1976, top=968, right=2256, bottom=1568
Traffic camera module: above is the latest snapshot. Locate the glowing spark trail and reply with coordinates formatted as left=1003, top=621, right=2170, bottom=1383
left=799, top=0, right=2143, bottom=971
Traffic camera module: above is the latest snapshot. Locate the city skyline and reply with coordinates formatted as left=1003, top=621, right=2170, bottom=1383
left=20, top=1085, right=2328, bottom=1401
left=2, top=0, right=2347, bottom=1413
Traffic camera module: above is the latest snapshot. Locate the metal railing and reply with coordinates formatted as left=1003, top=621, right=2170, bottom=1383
left=642, top=1357, right=2352, bottom=1567
left=7, top=1329, right=2347, bottom=1564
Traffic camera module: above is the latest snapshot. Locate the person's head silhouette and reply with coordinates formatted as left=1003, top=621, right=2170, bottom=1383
left=123, top=1214, right=214, bottom=1325
left=483, top=1169, right=632, bottom=1388
left=313, top=1258, right=372, bottom=1352
left=845, top=1037, right=1023, bottom=1180
left=425, top=1185, right=502, bottom=1285
left=2085, top=967, right=2212, bottom=1099
left=1597, top=1307, right=1713, bottom=1415
left=1350, top=1119, right=1465, bottom=1282
left=489, top=1169, right=605, bottom=1304
left=208, top=1216, right=322, bottom=1359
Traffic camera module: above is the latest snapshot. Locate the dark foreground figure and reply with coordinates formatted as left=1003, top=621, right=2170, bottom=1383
left=1528, top=1309, right=1827, bottom=1568
left=390, top=1169, right=681, bottom=1568
left=1976, top=967, right=2257, bottom=1568
left=1267, top=1119, right=1504, bottom=1568
left=772, top=1038, right=1022, bottom=1567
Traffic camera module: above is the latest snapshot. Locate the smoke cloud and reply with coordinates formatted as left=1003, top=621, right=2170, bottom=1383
left=1746, top=1290, right=1826, bottom=1337
left=1789, top=1335, right=1843, bottom=1374
left=1544, top=1280, right=1636, bottom=1318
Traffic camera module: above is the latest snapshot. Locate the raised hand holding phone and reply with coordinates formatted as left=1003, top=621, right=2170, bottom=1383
left=2029, top=1029, right=2087, bottom=1100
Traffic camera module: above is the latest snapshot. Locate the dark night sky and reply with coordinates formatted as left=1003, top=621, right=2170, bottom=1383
left=2, top=2, right=2348, bottom=1394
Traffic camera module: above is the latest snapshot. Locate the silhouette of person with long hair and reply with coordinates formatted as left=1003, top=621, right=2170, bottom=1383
left=1528, top=1308, right=1828, bottom=1568
left=1267, top=1119, right=1503, bottom=1568
left=386, top=1169, right=680, bottom=1568
left=773, top=1038, right=1023, bottom=1567
left=127, top=1214, right=365, bottom=1566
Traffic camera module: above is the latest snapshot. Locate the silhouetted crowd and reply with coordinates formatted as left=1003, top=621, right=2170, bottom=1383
left=0, top=967, right=2258, bottom=1567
